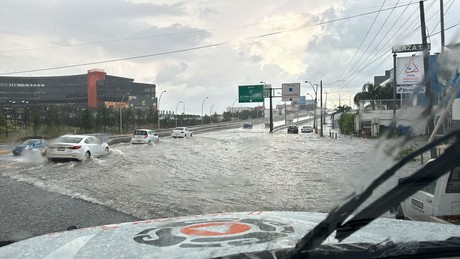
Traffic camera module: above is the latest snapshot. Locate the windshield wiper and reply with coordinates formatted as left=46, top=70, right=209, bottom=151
left=291, top=129, right=460, bottom=257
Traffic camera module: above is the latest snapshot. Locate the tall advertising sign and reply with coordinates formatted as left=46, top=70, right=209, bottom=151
left=396, top=56, right=424, bottom=85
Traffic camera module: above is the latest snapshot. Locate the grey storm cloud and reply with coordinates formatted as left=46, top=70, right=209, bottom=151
left=155, top=62, right=188, bottom=84
left=0, top=0, right=187, bottom=44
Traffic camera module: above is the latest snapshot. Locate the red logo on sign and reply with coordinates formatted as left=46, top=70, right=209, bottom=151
left=180, top=222, right=250, bottom=236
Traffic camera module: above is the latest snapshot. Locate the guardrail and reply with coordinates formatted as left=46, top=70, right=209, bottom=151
left=107, top=119, right=266, bottom=145
left=272, top=117, right=314, bottom=133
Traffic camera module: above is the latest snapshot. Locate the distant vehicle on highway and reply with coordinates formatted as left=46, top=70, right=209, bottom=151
left=131, top=129, right=159, bottom=144
left=171, top=127, right=192, bottom=138
left=243, top=123, right=253, bottom=129
left=287, top=125, right=299, bottom=134
left=12, top=139, right=48, bottom=156
left=301, top=125, right=313, bottom=133
left=45, top=134, right=109, bottom=162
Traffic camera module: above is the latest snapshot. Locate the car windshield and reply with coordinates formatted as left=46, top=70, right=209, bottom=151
left=1, top=1, right=460, bottom=258
left=22, top=139, right=37, bottom=145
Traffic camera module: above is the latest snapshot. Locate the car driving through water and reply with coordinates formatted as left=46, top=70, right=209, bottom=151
left=45, top=134, right=110, bottom=162
left=12, top=139, right=48, bottom=156
left=171, top=127, right=192, bottom=138
left=131, top=129, right=159, bottom=144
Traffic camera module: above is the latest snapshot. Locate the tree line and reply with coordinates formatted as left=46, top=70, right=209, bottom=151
left=0, top=105, right=263, bottom=138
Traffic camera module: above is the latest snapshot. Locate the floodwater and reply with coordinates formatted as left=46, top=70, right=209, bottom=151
left=0, top=124, right=423, bottom=220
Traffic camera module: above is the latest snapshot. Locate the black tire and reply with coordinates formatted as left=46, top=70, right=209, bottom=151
left=104, top=147, right=109, bottom=156
left=82, top=151, right=91, bottom=162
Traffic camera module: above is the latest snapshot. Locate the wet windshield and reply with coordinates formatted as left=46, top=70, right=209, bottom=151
left=22, top=140, right=37, bottom=145
left=55, top=136, right=83, bottom=144
left=1, top=0, right=460, bottom=258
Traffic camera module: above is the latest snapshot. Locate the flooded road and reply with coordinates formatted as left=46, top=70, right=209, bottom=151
left=0, top=124, right=424, bottom=223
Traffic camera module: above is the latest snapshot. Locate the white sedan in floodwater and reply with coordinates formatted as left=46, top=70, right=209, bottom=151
left=45, top=134, right=110, bottom=162
left=171, top=127, right=192, bottom=138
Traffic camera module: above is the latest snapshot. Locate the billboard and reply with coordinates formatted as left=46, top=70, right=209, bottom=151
left=396, top=56, right=424, bottom=85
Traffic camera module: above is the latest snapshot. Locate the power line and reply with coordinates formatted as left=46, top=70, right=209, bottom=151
left=0, top=2, right=418, bottom=55
left=334, top=0, right=388, bottom=84
left=429, top=22, right=460, bottom=36
left=334, top=1, right=418, bottom=93
left=0, top=42, right=227, bottom=75
left=338, top=0, right=439, bottom=95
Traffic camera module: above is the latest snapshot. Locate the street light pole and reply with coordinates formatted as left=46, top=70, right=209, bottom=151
left=320, top=80, right=323, bottom=137
left=305, top=81, right=318, bottom=131
left=157, top=90, right=166, bottom=130
left=231, top=98, right=238, bottom=119
left=201, top=96, right=208, bottom=126
left=175, top=101, right=183, bottom=127
left=119, top=93, right=129, bottom=134
left=209, top=105, right=214, bottom=123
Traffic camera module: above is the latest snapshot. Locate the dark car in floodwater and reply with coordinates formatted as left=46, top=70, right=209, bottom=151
left=287, top=125, right=298, bottom=134
left=12, top=139, right=48, bottom=156
left=243, top=123, right=253, bottom=129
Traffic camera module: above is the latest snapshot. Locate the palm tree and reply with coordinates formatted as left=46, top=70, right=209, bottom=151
left=354, top=82, right=382, bottom=109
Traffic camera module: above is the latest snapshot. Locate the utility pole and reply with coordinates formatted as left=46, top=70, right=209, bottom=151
left=393, top=53, right=397, bottom=135
left=420, top=0, right=433, bottom=114
left=269, top=87, right=273, bottom=133
left=420, top=0, right=435, bottom=158
left=324, top=91, right=328, bottom=125
left=320, top=80, right=323, bottom=137
left=440, top=0, right=445, bottom=53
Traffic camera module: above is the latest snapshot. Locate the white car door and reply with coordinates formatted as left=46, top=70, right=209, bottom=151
left=87, top=137, right=102, bottom=156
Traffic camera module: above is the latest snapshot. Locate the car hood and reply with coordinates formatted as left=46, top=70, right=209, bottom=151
left=1, top=211, right=459, bottom=258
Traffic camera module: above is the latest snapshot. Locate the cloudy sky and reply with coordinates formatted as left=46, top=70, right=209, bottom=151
left=1, top=0, right=459, bottom=114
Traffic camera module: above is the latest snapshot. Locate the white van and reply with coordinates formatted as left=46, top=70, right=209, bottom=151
left=396, top=164, right=460, bottom=224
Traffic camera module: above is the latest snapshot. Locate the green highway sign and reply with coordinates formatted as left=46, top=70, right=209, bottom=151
left=238, top=85, right=264, bottom=103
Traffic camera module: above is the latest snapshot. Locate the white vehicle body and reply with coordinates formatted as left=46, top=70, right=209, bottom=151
left=1, top=211, right=459, bottom=258
left=398, top=166, right=460, bottom=224
left=171, top=127, right=192, bottom=138
left=301, top=125, right=313, bottom=133
left=131, top=129, right=159, bottom=144
left=45, top=135, right=109, bottom=161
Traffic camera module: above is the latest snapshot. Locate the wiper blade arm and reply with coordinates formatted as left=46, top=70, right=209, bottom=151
left=292, top=129, right=460, bottom=255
